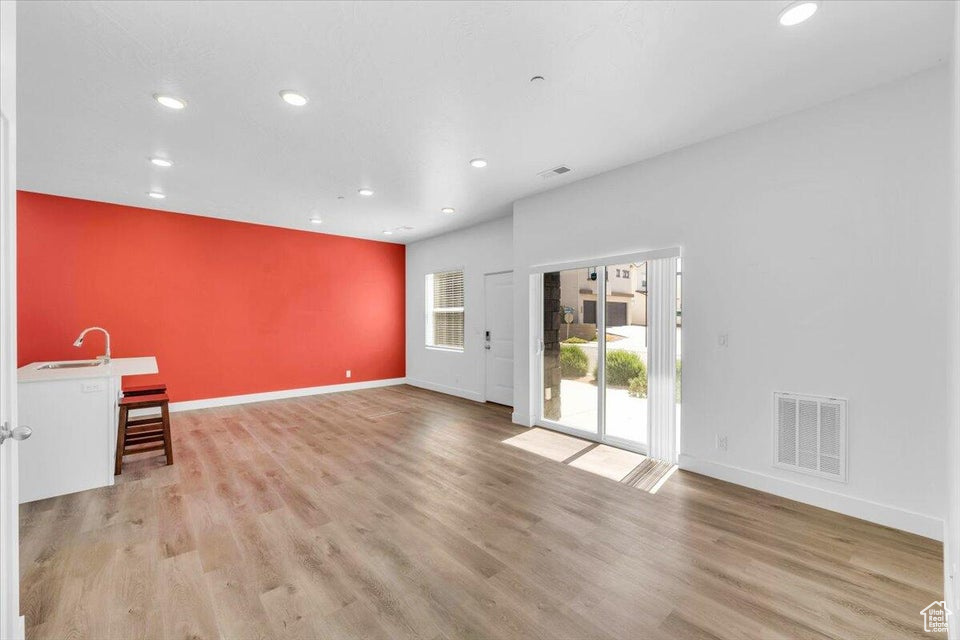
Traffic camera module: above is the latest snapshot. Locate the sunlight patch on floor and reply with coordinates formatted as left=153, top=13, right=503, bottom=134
left=568, top=444, right=647, bottom=481
left=502, top=428, right=678, bottom=494
left=502, top=427, right=593, bottom=461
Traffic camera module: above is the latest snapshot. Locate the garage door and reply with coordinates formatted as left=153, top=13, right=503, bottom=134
left=607, top=302, right=627, bottom=326
left=582, top=301, right=627, bottom=326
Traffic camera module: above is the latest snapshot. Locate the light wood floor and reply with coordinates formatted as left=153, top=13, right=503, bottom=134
left=20, top=385, right=942, bottom=639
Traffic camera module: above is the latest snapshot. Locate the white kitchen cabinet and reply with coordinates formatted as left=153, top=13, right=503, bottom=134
left=17, top=357, right=158, bottom=503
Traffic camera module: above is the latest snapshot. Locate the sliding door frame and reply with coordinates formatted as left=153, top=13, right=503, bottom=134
left=531, top=247, right=680, bottom=456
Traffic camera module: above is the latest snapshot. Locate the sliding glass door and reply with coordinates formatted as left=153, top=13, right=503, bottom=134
left=602, top=262, right=648, bottom=449
left=539, top=251, right=679, bottom=460
left=541, top=268, right=599, bottom=435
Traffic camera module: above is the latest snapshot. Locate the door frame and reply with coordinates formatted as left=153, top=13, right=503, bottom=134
left=480, top=269, right=513, bottom=405
left=0, top=2, right=21, bottom=637
left=530, top=247, right=680, bottom=456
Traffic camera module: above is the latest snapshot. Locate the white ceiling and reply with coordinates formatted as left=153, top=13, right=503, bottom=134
left=18, top=1, right=954, bottom=244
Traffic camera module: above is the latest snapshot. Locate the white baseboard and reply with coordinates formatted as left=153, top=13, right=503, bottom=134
left=405, top=378, right=483, bottom=403
left=679, top=454, right=943, bottom=540
left=169, top=378, right=407, bottom=412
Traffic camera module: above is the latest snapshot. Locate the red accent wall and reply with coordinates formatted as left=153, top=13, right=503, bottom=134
left=17, top=191, right=406, bottom=402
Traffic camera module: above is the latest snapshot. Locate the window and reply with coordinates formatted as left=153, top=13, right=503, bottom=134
left=426, top=269, right=464, bottom=350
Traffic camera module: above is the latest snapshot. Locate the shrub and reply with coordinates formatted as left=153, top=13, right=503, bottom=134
left=595, top=350, right=645, bottom=387
left=676, top=359, right=682, bottom=403
left=626, top=359, right=678, bottom=400
left=560, top=345, right=589, bottom=378
left=628, top=374, right=647, bottom=399
left=563, top=337, right=588, bottom=344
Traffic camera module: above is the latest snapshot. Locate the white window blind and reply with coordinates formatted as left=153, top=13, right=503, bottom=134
left=426, top=270, right=464, bottom=350
left=647, top=256, right=679, bottom=465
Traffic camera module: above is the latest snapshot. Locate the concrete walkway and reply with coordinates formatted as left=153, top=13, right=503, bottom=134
left=554, top=379, right=681, bottom=447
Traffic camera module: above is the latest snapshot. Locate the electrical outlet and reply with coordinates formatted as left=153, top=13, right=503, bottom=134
left=345, top=370, right=351, bottom=378
left=545, top=388, right=552, bottom=401
left=716, top=435, right=728, bottom=451
left=718, top=334, right=728, bottom=347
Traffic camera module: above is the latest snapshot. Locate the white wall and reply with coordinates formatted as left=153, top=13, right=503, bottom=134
left=406, top=215, right=513, bottom=401
left=512, top=67, right=952, bottom=539
left=947, top=4, right=960, bottom=635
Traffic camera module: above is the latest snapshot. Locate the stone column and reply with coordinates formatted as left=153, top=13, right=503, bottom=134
left=543, top=271, right=561, bottom=420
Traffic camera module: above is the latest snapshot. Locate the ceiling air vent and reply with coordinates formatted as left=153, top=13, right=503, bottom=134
left=538, top=165, right=572, bottom=180
left=774, top=392, right=846, bottom=482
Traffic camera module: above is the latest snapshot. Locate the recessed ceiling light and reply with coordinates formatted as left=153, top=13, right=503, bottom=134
left=382, top=230, right=394, bottom=235
left=469, top=158, right=487, bottom=168
left=779, top=1, right=818, bottom=26
left=358, top=188, right=374, bottom=196
left=147, top=191, right=166, bottom=199
left=441, top=207, right=455, bottom=214
left=153, top=94, right=186, bottom=110
left=149, top=157, right=173, bottom=168
left=279, top=90, right=308, bottom=106
left=309, top=217, right=322, bottom=225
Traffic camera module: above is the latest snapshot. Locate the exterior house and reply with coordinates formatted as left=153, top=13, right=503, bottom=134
left=559, top=263, right=648, bottom=329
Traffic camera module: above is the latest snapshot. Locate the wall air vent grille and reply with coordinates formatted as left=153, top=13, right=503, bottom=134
left=774, top=392, right=846, bottom=482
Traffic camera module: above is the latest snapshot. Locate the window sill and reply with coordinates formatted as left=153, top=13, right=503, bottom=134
left=425, top=346, right=464, bottom=354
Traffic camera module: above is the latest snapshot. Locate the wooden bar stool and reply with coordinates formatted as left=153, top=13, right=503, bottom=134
left=122, top=381, right=167, bottom=397
left=115, top=391, right=173, bottom=475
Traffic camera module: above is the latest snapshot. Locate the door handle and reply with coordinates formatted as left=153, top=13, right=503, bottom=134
left=0, top=422, right=32, bottom=445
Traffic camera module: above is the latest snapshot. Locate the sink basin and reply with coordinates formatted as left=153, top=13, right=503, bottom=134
left=37, top=360, right=104, bottom=370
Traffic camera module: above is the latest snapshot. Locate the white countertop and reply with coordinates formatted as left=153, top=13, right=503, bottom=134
left=17, top=357, right=158, bottom=383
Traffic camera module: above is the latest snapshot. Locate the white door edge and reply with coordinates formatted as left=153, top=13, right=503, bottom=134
left=0, top=2, right=22, bottom=637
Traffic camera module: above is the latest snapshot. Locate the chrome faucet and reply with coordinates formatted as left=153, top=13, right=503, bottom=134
left=73, top=327, right=111, bottom=363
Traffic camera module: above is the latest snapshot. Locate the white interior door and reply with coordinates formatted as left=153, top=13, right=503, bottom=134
left=0, top=3, right=23, bottom=637
left=484, top=271, right=514, bottom=406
